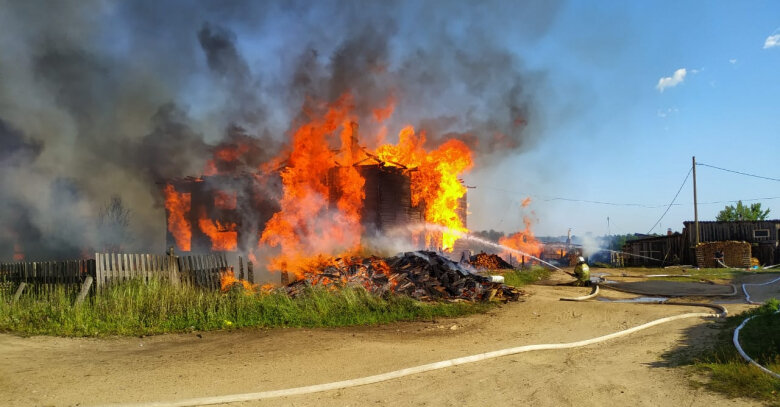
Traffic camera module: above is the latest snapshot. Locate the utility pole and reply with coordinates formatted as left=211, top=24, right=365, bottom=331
left=692, top=156, right=700, bottom=245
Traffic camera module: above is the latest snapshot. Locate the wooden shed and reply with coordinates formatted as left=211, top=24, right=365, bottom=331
left=681, top=220, right=780, bottom=266
left=622, top=233, right=684, bottom=267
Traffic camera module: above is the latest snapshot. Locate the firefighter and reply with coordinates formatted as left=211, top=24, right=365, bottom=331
left=573, top=256, right=590, bottom=286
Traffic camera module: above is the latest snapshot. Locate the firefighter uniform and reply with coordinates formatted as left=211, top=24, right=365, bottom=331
left=573, top=256, right=590, bottom=286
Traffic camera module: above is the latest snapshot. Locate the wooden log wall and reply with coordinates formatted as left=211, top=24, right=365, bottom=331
left=0, top=259, right=94, bottom=300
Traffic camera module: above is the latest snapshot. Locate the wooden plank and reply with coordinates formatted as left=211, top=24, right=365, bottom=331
left=109, top=252, right=117, bottom=285
left=75, top=276, right=93, bottom=306
left=123, top=253, right=130, bottom=282
left=210, top=255, right=218, bottom=289
left=206, top=255, right=214, bottom=289
left=186, top=256, right=195, bottom=287
left=12, top=282, right=26, bottom=304
left=197, top=255, right=205, bottom=288
left=134, top=254, right=141, bottom=280
left=97, top=253, right=104, bottom=292
left=168, top=253, right=179, bottom=287
left=191, top=256, right=200, bottom=288
left=128, top=254, right=135, bottom=280
left=140, top=254, right=148, bottom=283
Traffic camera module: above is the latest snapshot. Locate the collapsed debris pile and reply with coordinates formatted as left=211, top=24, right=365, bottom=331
left=286, top=251, right=523, bottom=302
left=469, top=252, right=514, bottom=270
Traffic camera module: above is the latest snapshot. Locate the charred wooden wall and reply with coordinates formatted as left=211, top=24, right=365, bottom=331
left=164, top=174, right=280, bottom=254
left=328, top=165, right=426, bottom=234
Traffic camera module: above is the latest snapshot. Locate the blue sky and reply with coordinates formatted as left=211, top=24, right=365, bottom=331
left=466, top=2, right=780, bottom=237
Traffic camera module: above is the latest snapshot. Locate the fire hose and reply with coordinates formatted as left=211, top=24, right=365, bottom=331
left=100, top=299, right=726, bottom=407
left=562, top=272, right=780, bottom=381
left=98, top=272, right=780, bottom=407
left=733, top=275, right=780, bottom=379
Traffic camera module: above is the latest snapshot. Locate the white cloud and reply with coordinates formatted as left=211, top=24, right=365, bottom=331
left=656, top=68, right=687, bottom=92
left=729, top=58, right=737, bottom=64
left=765, top=34, right=780, bottom=49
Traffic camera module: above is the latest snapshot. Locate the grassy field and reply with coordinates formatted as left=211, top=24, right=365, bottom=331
left=501, top=266, right=551, bottom=287
left=690, top=299, right=780, bottom=405
left=0, top=279, right=494, bottom=337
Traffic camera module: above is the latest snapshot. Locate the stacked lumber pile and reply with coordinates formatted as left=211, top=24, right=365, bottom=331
left=286, top=251, right=523, bottom=302
left=695, top=241, right=751, bottom=268
left=469, top=252, right=513, bottom=270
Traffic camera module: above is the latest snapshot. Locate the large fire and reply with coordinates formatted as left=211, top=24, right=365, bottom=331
left=163, top=91, right=480, bottom=278
left=259, top=94, right=365, bottom=277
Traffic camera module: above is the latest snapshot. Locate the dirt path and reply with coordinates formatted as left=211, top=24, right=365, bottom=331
left=1, top=278, right=774, bottom=407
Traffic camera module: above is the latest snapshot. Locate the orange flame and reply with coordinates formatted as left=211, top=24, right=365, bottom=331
left=260, top=94, right=365, bottom=277
left=376, top=126, right=473, bottom=250
left=220, top=270, right=257, bottom=293
left=499, top=216, right=542, bottom=259
left=521, top=197, right=531, bottom=208
left=198, top=215, right=238, bottom=251
left=163, top=184, right=191, bottom=251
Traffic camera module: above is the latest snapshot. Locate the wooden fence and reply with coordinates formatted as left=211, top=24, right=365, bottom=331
left=0, top=259, right=94, bottom=300
left=94, top=252, right=179, bottom=291
left=178, top=253, right=231, bottom=291
left=2, top=252, right=233, bottom=301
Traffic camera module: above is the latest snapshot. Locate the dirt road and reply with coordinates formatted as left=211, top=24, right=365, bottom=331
left=1, top=277, right=774, bottom=407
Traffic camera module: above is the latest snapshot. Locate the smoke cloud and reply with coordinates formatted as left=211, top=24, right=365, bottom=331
left=0, top=0, right=562, bottom=260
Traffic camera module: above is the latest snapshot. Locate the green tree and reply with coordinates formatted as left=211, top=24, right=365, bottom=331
left=715, top=201, right=770, bottom=221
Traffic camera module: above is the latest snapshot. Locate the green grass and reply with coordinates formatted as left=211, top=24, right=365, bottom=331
left=0, top=279, right=492, bottom=337
left=501, top=266, right=551, bottom=287
left=689, top=299, right=780, bottom=405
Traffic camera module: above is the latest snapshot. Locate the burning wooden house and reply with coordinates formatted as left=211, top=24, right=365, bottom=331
left=163, top=174, right=280, bottom=254
left=164, top=165, right=467, bottom=255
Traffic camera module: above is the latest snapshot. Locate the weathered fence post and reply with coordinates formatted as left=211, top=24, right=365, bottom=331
left=11, top=282, right=26, bottom=304
left=167, top=246, right=180, bottom=287
left=75, top=276, right=93, bottom=306
left=238, top=256, right=244, bottom=280
left=247, top=261, right=254, bottom=284
left=95, top=253, right=103, bottom=293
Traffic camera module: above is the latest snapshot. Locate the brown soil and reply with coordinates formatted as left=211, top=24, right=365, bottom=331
left=2, top=272, right=777, bottom=407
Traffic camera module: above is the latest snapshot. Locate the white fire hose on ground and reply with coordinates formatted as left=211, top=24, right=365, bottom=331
left=97, top=274, right=780, bottom=407
left=733, top=275, right=780, bottom=380
left=563, top=272, right=780, bottom=382
left=100, top=295, right=726, bottom=407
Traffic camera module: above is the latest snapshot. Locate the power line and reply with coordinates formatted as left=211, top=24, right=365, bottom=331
left=480, top=186, right=780, bottom=209
left=697, top=163, right=780, bottom=182
left=541, top=197, right=669, bottom=208
left=697, top=196, right=780, bottom=205
left=646, top=167, right=693, bottom=234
